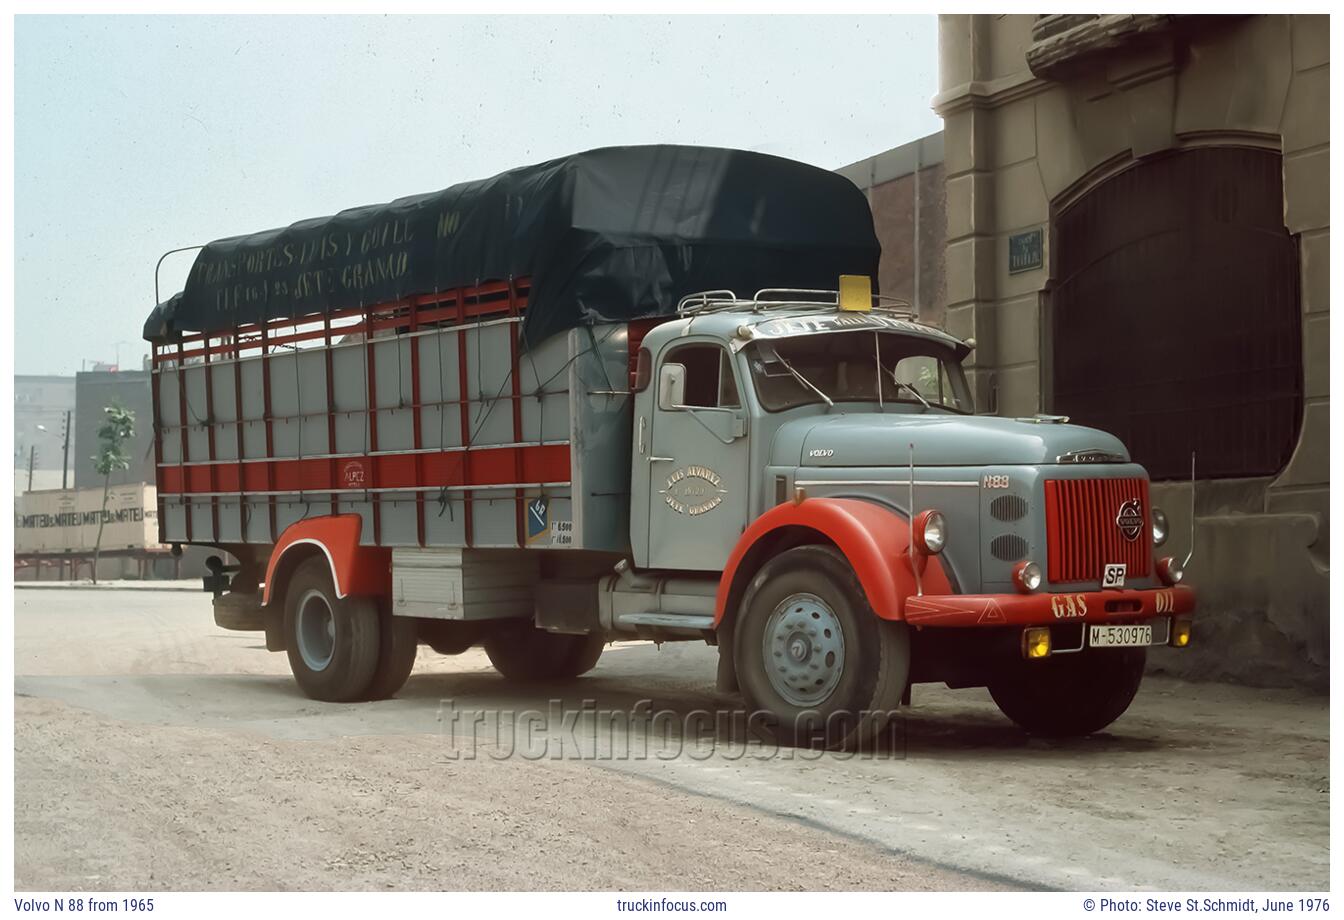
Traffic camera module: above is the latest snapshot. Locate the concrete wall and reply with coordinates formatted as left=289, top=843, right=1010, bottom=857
left=14, top=375, right=75, bottom=487
left=74, top=370, right=155, bottom=490
left=934, top=14, right=1329, bottom=687
left=836, top=133, right=948, bottom=327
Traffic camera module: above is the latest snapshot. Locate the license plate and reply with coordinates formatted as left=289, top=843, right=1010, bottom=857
left=1089, top=624, right=1152, bottom=648
left=1101, top=563, right=1127, bottom=588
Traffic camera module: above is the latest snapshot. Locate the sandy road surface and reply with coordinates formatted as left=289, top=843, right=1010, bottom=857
left=13, top=588, right=1329, bottom=891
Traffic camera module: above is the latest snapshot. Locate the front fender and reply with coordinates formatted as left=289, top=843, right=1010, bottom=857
left=261, top=514, right=390, bottom=606
left=713, top=498, right=953, bottom=627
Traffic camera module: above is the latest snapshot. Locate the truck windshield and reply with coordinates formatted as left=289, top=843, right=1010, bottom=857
left=745, top=331, right=971, bottom=413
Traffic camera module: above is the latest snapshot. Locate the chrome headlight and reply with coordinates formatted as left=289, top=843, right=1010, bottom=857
left=1013, top=560, right=1043, bottom=594
left=1157, top=556, right=1184, bottom=586
left=915, top=510, right=946, bottom=554
left=1152, top=507, right=1169, bottom=547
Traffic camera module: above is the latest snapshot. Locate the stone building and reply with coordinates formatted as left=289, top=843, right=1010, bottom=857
left=934, top=14, right=1328, bottom=686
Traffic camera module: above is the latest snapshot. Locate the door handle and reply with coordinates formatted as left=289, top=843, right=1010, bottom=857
left=648, top=456, right=675, bottom=463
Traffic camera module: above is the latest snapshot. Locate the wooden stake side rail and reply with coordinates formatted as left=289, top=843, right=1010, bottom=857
left=152, top=279, right=529, bottom=366
left=150, top=279, right=568, bottom=550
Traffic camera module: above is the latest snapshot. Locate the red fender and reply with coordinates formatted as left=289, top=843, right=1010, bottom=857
left=713, top=498, right=954, bottom=627
left=261, top=514, right=391, bottom=606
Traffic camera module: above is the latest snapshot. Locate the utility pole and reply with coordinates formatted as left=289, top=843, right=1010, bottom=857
left=61, top=409, right=71, bottom=490
left=27, top=445, right=35, bottom=492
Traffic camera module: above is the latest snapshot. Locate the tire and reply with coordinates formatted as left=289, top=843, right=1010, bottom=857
left=482, top=623, right=606, bottom=681
left=733, top=545, right=910, bottom=750
left=282, top=557, right=380, bottom=702
left=988, top=647, right=1146, bottom=737
left=361, top=605, right=419, bottom=701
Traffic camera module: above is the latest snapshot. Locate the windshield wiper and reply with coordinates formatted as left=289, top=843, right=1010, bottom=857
left=771, top=350, right=833, bottom=408
left=883, top=366, right=931, bottom=411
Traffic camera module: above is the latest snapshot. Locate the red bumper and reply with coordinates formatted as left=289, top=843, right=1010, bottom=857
left=903, top=585, right=1195, bottom=628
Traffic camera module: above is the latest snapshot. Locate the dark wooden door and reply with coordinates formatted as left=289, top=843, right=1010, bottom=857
left=1050, top=147, right=1301, bottom=481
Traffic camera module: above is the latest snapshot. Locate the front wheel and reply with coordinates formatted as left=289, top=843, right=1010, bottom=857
left=988, top=647, right=1146, bottom=737
left=734, top=545, right=909, bottom=750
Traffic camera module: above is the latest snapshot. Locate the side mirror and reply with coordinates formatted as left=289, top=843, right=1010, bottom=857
left=658, top=363, right=686, bottom=411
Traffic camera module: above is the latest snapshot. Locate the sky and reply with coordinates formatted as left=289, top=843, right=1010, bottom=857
left=14, top=14, right=941, bottom=376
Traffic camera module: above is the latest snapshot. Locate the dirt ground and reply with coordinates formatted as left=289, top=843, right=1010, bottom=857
left=12, top=587, right=1330, bottom=891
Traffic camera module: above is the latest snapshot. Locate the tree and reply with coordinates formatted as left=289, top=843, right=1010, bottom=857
left=90, top=404, right=135, bottom=584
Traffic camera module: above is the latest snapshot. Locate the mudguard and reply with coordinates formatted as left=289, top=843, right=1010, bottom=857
left=261, top=514, right=391, bottom=606
left=713, top=498, right=953, bottom=626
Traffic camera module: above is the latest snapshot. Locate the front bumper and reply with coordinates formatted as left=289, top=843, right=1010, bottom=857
left=903, top=584, right=1195, bottom=628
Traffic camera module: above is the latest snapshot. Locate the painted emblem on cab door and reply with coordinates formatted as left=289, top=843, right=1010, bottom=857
left=1115, top=498, right=1144, bottom=542
left=660, top=465, right=727, bottom=516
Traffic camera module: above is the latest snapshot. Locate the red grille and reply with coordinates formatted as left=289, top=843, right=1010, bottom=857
left=1044, top=478, right=1151, bottom=583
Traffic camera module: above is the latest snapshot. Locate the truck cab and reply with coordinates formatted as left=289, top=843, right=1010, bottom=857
left=619, top=287, right=1194, bottom=746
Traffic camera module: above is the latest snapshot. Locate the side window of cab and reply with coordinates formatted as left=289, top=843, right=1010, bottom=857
left=660, top=343, right=740, bottom=410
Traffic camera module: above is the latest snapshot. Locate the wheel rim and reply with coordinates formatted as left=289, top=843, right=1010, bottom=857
left=296, top=588, right=336, bottom=672
left=762, top=592, right=845, bottom=707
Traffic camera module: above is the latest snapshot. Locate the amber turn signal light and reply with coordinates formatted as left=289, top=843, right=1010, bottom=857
left=1022, top=627, right=1052, bottom=659
left=1170, top=618, right=1192, bottom=648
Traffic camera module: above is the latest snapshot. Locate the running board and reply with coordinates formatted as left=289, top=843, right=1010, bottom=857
left=615, top=612, right=714, bottom=630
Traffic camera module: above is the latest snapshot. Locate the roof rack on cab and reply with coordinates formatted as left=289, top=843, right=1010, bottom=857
left=676, top=287, right=920, bottom=323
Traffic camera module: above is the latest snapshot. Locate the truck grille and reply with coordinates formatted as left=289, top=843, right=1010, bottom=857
left=1044, top=477, right=1150, bottom=583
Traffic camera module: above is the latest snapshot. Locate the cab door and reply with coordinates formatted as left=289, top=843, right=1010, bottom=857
left=634, top=339, right=750, bottom=571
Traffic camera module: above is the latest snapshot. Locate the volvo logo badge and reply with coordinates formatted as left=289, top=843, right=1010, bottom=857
left=1116, top=498, right=1144, bottom=542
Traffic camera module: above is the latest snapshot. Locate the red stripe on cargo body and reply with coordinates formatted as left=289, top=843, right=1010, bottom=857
left=156, top=444, right=571, bottom=496
left=1045, top=477, right=1152, bottom=583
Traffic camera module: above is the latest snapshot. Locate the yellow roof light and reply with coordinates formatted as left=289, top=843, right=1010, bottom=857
left=838, top=274, right=872, bottom=312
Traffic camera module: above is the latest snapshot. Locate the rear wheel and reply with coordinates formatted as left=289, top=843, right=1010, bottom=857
left=420, top=619, right=486, bottom=656
left=283, top=557, right=380, bottom=702
left=988, top=647, right=1146, bottom=736
left=361, top=605, right=419, bottom=701
left=483, top=623, right=605, bottom=681
left=734, top=545, right=909, bottom=750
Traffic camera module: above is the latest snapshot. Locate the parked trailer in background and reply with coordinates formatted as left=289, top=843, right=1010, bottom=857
left=145, top=145, right=1195, bottom=747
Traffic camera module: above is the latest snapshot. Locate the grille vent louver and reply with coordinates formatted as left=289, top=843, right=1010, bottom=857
left=990, top=534, right=1030, bottom=562
left=989, top=494, right=1029, bottom=522
left=1044, top=477, right=1151, bottom=583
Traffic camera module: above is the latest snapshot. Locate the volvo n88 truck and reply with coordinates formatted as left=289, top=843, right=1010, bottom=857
left=144, top=146, right=1195, bottom=748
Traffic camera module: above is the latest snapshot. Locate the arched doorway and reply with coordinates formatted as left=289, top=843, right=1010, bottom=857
left=1049, top=146, right=1302, bottom=481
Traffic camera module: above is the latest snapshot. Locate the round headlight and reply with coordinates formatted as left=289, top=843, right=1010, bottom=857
left=1157, top=556, right=1184, bottom=586
left=1013, top=560, right=1043, bottom=594
left=914, top=510, right=946, bottom=554
left=1152, top=507, right=1169, bottom=547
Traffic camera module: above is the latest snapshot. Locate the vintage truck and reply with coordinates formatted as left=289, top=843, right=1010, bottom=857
left=143, top=145, right=1194, bottom=747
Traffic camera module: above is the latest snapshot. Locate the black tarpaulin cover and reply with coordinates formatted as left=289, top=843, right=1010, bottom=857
left=142, top=145, right=880, bottom=346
